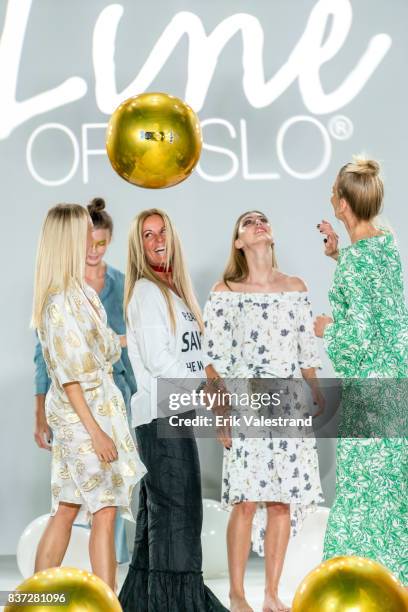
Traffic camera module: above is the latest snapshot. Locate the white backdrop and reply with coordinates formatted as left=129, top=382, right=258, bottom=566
left=0, top=0, right=407, bottom=553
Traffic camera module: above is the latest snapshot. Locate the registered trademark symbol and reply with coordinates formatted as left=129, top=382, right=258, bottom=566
left=328, top=115, right=353, bottom=140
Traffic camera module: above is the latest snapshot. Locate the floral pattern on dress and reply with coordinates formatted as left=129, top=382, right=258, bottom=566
left=203, top=291, right=324, bottom=556
left=322, top=232, right=408, bottom=584
left=38, top=283, right=146, bottom=524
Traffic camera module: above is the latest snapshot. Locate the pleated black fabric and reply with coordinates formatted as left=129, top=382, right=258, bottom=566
left=119, top=417, right=228, bottom=612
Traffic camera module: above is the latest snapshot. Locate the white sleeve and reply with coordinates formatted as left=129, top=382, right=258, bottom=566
left=127, top=283, right=194, bottom=379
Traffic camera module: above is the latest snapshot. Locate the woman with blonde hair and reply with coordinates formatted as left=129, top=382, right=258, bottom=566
left=32, top=204, right=146, bottom=590
left=119, top=209, right=227, bottom=612
left=315, top=157, right=408, bottom=585
left=203, top=211, right=324, bottom=612
left=33, top=197, right=136, bottom=565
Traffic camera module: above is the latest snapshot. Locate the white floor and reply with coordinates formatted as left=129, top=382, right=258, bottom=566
left=0, top=555, right=292, bottom=611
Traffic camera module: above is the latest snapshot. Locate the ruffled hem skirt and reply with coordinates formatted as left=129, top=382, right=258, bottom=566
left=119, top=566, right=227, bottom=612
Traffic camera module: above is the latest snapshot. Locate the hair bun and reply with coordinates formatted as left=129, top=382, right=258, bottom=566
left=348, top=156, right=380, bottom=177
left=87, top=197, right=106, bottom=214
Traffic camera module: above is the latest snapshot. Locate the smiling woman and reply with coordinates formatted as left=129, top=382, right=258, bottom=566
left=119, top=208, right=227, bottom=612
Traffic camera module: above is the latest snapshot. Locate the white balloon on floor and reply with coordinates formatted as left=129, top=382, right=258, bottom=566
left=201, top=499, right=229, bottom=579
left=17, top=514, right=91, bottom=579
left=280, top=506, right=330, bottom=599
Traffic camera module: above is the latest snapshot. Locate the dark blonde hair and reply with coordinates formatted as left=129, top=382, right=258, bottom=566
left=124, top=208, right=203, bottom=333
left=336, top=157, right=384, bottom=220
left=87, top=197, right=113, bottom=235
left=223, top=210, right=278, bottom=286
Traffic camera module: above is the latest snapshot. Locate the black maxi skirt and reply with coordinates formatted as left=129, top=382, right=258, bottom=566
left=119, top=417, right=228, bottom=612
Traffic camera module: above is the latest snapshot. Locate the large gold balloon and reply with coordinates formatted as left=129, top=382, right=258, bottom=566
left=5, top=566, right=122, bottom=612
left=292, top=556, right=408, bottom=612
left=106, top=92, right=202, bottom=188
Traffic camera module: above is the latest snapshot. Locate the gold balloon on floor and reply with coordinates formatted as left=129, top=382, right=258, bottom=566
left=5, top=566, right=122, bottom=612
left=292, top=556, right=408, bottom=612
left=106, top=92, right=202, bottom=188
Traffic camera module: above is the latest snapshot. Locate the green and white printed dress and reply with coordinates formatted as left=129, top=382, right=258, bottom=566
left=322, top=231, right=408, bottom=584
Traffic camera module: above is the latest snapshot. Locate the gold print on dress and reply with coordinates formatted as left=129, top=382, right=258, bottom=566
left=112, top=473, right=124, bottom=488
left=47, top=412, right=60, bottom=427
left=100, top=489, right=115, bottom=505
left=48, top=303, right=64, bottom=327
left=82, top=474, right=102, bottom=492
left=122, top=459, right=137, bottom=477
left=82, top=352, right=98, bottom=373
left=85, top=328, right=99, bottom=348
left=51, top=484, right=61, bottom=498
left=52, top=445, right=62, bottom=463
left=97, top=401, right=115, bottom=417
left=75, top=460, right=86, bottom=475
left=65, top=411, right=80, bottom=424
left=100, top=461, right=112, bottom=471
left=121, top=434, right=136, bottom=453
left=111, top=425, right=120, bottom=447
left=66, top=329, right=81, bottom=348
left=61, top=427, right=74, bottom=442
left=78, top=439, right=94, bottom=454
left=111, top=395, right=126, bottom=417
left=53, top=335, right=66, bottom=361
left=58, top=466, right=71, bottom=480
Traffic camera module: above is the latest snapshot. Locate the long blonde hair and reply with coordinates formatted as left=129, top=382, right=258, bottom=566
left=31, top=204, right=89, bottom=328
left=124, top=208, right=203, bottom=332
left=223, top=210, right=278, bottom=285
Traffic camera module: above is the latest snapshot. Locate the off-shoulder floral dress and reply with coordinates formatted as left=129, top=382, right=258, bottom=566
left=203, top=291, right=324, bottom=556
left=37, top=282, right=146, bottom=524
left=322, top=232, right=408, bottom=584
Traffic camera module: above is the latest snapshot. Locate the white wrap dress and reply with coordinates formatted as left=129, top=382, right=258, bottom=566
left=37, top=282, right=146, bottom=524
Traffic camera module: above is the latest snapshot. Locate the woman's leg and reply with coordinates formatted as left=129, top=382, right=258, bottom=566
left=89, top=506, right=117, bottom=590
left=262, top=502, right=290, bottom=612
left=34, top=502, right=81, bottom=572
left=227, top=501, right=257, bottom=612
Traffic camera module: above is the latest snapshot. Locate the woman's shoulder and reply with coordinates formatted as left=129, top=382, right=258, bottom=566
left=279, top=275, right=308, bottom=292
left=106, top=264, right=124, bottom=283
left=130, top=278, right=166, bottom=306
left=211, top=280, right=231, bottom=292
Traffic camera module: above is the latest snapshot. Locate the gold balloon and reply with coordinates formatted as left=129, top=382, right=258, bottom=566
left=106, top=92, right=202, bottom=188
left=292, top=556, right=408, bottom=612
left=5, top=566, right=122, bottom=612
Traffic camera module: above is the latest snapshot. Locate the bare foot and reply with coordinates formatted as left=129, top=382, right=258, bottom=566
left=263, top=592, right=290, bottom=612
left=229, top=594, right=254, bottom=612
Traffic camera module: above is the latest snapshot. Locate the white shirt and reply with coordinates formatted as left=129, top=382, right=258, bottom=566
left=127, top=278, right=206, bottom=427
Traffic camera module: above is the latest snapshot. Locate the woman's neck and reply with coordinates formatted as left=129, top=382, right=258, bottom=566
left=243, top=246, right=277, bottom=286
left=343, top=217, right=381, bottom=243
left=85, top=261, right=106, bottom=280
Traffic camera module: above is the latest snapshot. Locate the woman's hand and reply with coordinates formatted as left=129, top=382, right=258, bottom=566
left=317, top=220, right=339, bottom=260
left=216, top=418, right=232, bottom=449
left=119, top=335, right=127, bottom=348
left=314, top=315, right=333, bottom=338
left=90, top=428, right=118, bottom=462
left=311, top=386, right=326, bottom=418
left=34, top=395, right=52, bottom=450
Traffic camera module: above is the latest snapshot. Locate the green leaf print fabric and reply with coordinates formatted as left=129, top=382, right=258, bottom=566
left=322, top=232, right=408, bottom=584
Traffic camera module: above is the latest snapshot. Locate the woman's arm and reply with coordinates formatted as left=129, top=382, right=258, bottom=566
left=63, top=382, right=117, bottom=462
left=43, top=293, right=118, bottom=461
left=33, top=335, right=52, bottom=449
left=321, top=266, right=376, bottom=377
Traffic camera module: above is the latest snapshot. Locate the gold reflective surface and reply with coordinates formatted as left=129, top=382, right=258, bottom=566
left=5, top=566, right=122, bottom=611
left=106, top=92, right=202, bottom=188
left=292, top=556, right=408, bottom=612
